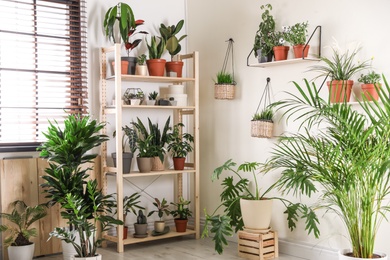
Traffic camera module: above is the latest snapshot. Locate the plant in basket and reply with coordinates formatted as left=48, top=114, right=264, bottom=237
left=214, top=71, right=236, bottom=100
left=251, top=107, right=274, bottom=138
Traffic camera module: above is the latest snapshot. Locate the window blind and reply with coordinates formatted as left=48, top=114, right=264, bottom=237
left=0, top=0, right=87, bottom=151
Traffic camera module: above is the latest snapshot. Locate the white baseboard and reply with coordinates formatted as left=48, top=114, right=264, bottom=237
left=200, top=217, right=338, bottom=260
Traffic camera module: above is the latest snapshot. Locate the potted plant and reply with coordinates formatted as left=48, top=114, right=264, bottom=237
left=159, top=20, right=187, bottom=77
left=284, top=21, right=309, bottom=58
left=202, top=159, right=312, bottom=255
left=133, top=210, right=148, bottom=237
left=251, top=107, right=274, bottom=138
left=170, top=197, right=192, bottom=232
left=147, top=198, right=170, bottom=233
left=253, top=4, right=275, bottom=63
left=146, top=36, right=166, bottom=76
left=358, top=70, right=381, bottom=101
left=112, top=125, right=138, bottom=173
left=263, top=77, right=390, bottom=259
left=0, top=200, right=47, bottom=260
left=135, top=53, right=148, bottom=76
left=272, top=30, right=289, bottom=61
left=214, top=71, right=236, bottom=100
left=132, top=117, right=171, bottom=171
left=146, top=91, right=158, bottom=106
left=38, top=114, right=122, bottom=260
left=166, top=123, right=194, bottom=170
left=114, top=193, right=144, bottom=239
left=310, top=46, right=370, bottom=103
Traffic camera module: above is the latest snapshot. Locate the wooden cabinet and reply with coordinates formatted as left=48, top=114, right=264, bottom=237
left=99, top=44, right=200, bottom=253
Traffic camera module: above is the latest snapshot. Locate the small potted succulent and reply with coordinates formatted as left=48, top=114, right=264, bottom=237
left=170, top=197, right=192, bottom=232
left=133, top=210, right=148, bottom=237
left=358, top=70, right=381, bottom=101
left=251, top=106, right=274, bottom=138
left=146, top=91, right=158, bottom=106
left=146, top=36, right=166, bottom=76
left=214, top=71, right=236, bottom=100
left=166, top=123, right=194, bottom=170
left=253, top=4, right=276, bottom=63
left=135, top=53, right=148, bottom=76
left=159, top=20, right=187, bottom=77
left=147, top=198, right=170, bottom=233
left=284, top=21, right=309, bottom=58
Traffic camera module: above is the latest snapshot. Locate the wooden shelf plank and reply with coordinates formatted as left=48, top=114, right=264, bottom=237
left=106, top=74, right=195, bottom=83
left=248, top=57, right=320, bottom=68
left=105, top=169, right=196, bottom=177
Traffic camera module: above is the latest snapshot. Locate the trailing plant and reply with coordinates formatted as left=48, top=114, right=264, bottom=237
left=358, top=70, right=381, bottom=84
left=147, top=198, right=170, bottom=221
left=284, top=21, right=309, bottom=46
left=215, top=71, right=235, bottom=85
left=166, top=123, right=194, bottom=158
left=263, top=77, right=390, bottom=258
left=159, top=19, right=187, bottom=60
left=103, top=2, right=135, bottom=44
left=170, top=197, right=192, bottom=220
left=252, top=107, right=274, bottom=121
left=202, top=159, right=317, bottom=254
left=253, top=4, right=276, bottom=57
left=146, top=36, right=166, bottom=59
left=0, top=200, right=47, bottom=247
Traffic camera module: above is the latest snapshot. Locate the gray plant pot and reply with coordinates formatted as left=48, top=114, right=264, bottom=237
left=112, top=152, right=133, bottom=173
left=134, top=223, right=148, bottom=235
left=256, top=49, right=273, bottom=63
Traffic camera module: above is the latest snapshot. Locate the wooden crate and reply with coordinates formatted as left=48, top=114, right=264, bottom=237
left=237, top=230, right=279, bottom=260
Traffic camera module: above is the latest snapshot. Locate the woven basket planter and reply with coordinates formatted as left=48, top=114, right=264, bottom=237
left=214, top=84, right=235, bottom=100
left=251, top=120, right=273, bottom=138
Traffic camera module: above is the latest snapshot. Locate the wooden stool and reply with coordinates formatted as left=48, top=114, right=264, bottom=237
left=237, top=230, right=279, bottom=260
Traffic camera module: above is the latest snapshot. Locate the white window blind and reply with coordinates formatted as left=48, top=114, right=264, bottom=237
left=0, top=0, right=87, bottom=151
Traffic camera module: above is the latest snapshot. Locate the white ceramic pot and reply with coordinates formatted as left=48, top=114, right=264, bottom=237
left=8, top=243, right=34, bottom=260
left=135, top=64, right=148, bottom=76
left=240, top=199, right=273, bottom=231
left=154, top=221, right=165, bottom=233
left=338, top=249, right=387, bottom=260
left=168, top=84, right=185, bottom=94
left=70, top=254, right=102, bottom=260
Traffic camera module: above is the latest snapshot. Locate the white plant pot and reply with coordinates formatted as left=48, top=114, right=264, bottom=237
left=135, top=64, right=148, bottom=76
left=62, top=240, right=78, bottom=260
left=130, top=99, right=141, bottom=105
left=8, top=243, right=35, bottom=260
left=338, top=249, right=387, bottom=260
left=240, top=198, right=273, bottom=231
left=70, top=254, right=102, bottom=260
left=146, top=100, right=156, bottom=106
left=168, top=84, right=185, bottom=94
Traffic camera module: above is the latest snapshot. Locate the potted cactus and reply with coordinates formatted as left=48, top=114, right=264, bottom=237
left=133, top=210, right=148, bottom=237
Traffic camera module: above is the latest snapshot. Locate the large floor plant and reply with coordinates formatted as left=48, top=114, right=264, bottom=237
left=263, top=77, right=390, bottom=258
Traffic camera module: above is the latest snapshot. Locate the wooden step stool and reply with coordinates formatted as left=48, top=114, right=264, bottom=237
left=237, top=230, right=279, bottom=260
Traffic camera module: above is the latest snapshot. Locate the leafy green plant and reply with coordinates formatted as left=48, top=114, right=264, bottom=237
left=137, top=54, right=147, bottom=65
left=358, top=71, right=381, bottom=84
left=215, top=71, right=235, bottom=85
left=159, top=19, right=187, bottom=60
left=0, top=200, right=47, bottom=247
left=310, top=47, right=370, bottom=80
left=147, top=198, right=170, bottom=221
left=103, top=2, right=135, bottom=44
left=148, top=91, right=159, bottom=100
left=166, top=123, right=194, bottom=158
left=263, top=77, right=390, bottom=258
left=202, top=160, right=316, bottom=254
left=136, top=135, right=155, bottom=158
left=146, top=36, right=166, bottom=59
left=170, top=197, right=192, bottom=220
left=252, top=107, right=274, bottom=121
left=125, top=19, right=148, bottom=56
left=253, top=4, right=275, bottom=57
left=284, top=21, right=309, bottom=46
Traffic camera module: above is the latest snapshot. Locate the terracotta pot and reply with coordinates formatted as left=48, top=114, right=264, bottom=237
left=137, top=157, right=153, bottom=173
left=123, top=226, right=128, bottom=239
left=327, top=80, right=354, bottom=103
left=173, top=157, right=186, bottom=170
left=273, top=46, right=290, bottom=61
left=293, top=44, right=310, bottom=58
left=152, top=156, right=165, bottom=171
left=338, top=249, right=387, bottom=260
left=121, top=57, right=137, bottom=75
left=146, top=59, right=166, bottom=76
left=166, top=61, right=184, bottom=77
left=112, top=61, right=129, bottom=75
left=240, top=199, right=273, bottom=230
left=174, top=219, right=188, bottom=232
left=361, top=83, right=381, bottom=101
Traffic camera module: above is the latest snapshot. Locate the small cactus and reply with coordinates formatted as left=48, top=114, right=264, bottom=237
left=136, top=209, right=147, bottom=224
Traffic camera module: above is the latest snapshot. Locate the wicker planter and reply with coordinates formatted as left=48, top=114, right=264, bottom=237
left=251, top=120, right=273, bottom=138
left=214, top=84, right=235, bottom=100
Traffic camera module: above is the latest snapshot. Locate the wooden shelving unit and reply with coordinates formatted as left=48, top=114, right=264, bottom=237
left=99, top=44, right=200, bottom=253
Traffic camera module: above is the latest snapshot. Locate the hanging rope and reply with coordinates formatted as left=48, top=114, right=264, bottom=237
left=255, top=77, right=272, bottom=114
left=221, top=38, right=236, bottom=84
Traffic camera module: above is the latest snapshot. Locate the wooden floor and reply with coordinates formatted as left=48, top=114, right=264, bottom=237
left=36, top=236, right=307, bottom=260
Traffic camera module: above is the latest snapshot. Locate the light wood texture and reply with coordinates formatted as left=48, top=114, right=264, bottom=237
left=238, top=231, right=279, bottom=260
left=100, top=44, right=200, bottom=253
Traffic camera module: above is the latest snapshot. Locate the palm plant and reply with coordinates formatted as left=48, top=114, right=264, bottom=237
left=0, top=200, right=47, bottom=247
left=263, top=77, right=390, bottom=258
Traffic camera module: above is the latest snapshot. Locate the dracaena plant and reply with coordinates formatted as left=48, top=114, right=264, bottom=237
left=103, top=2, right=135, bottom=44
left=125, top=19, right=148, bottom=56
left=263, top=76, right=390, bottom=258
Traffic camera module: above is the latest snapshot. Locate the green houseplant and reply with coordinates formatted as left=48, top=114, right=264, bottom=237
left=135, top=53, right=148, bottom=76
left=112, top=125, right=138, bottom=173
left=134, top=210, right=148, bottom=236
left=0, top=200, right=47, bottom=260
left=263, top=77, right=390, bottom=259
left=358, top=70, right=381, bottom=101
left=214, top=71, right=236, bottom=100
left=166, top=123, right=194, bottom=170
left=284, top=21, right=309, bottom=58
left=253, top=4, right=276, bottom=62
left=251, top=107, right=274, bottom=138
left=170, top=197, right=192, bottom=232
left=146, top=36, right=166, bottom=76
left=310, top=46, right=370, bottom=103
left=147, top=198, right=170, bottom=233
left=272, top=30, right=289, bottom=61
left=202, top=159, right=315, bottom=255
left=38, top=114, right=122, bottom=259
left=159, top=19, right=187, bottom=77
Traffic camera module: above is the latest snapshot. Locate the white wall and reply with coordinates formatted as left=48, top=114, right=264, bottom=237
left=187, top=0, right=390, bottom=257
